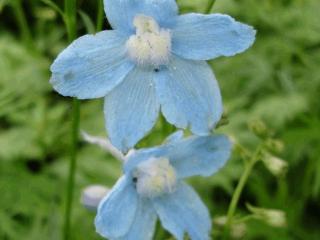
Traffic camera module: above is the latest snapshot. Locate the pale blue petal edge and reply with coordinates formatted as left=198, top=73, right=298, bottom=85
left=153, top=182, right=211, bottom=240
left=104, top=67, right=160, bottom=153
left=172, top=13, right=256, bottom=61
left=154, top=55, right=223, bottom=135
left=124, top=146, right=164, bottom=176
left=104, top=0, right=178, bottom=33
left=164, top=135, right=232, bottom=179
left=50, top=30, right=134, bottom=99
left=118, top=198, right=157, bottom=240
left=95, top=176, right=138, bottom=239
left=163, top=130, right=184, bottom=144
left=124, top=134, right=231, bottom=179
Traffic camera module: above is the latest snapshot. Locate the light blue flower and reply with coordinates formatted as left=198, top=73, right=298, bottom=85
left=50, top=0, right=256, bottom=152
left=95, top=132, right=232, bottom=240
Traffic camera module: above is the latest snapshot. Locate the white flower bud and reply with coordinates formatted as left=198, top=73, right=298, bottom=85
left=231, top=223, right=246, bottom=239
left=262, top=154, right=288, bottom=177
left=213, top=216, right=227, bottom=226
left=247, top=204, right=287, bottom=228
left=262, top=209, right=287, bottom=228
left=81, top=185, right=109, bottom=211
left=213, top=216, right=246, bottom=239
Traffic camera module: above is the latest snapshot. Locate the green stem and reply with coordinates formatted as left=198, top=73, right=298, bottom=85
left=96, top=0, right=104, bottom=32
left=63, top=1, right=79, bottom=240
left=64, top=0, right=77, bottom=41
left=205, top=0, right=216, bottom=13
left=64, top=99, right=80, bottom=240
left=233, top=214, right=256, bottom=224
left=223, top=147, right=261, bottom=238
left=11, top=0, right=33, bottom=47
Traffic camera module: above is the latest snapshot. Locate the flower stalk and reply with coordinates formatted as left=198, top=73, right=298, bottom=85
left=96, top=0, right=104, bottom=32
left=63, top=0, right=79, bottom=240
left=64, top=99, right=80, bottom=240
left=223, top=146, right=262, bottom=239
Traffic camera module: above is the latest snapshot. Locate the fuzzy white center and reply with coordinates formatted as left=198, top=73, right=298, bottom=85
left=126, top=15, right=171, bottom=66
left=133, top=157, right=177, bottom=198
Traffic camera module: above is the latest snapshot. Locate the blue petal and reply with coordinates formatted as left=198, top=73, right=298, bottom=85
left=104, top=0, right=178, bottom=33
left=172, top=13, right=256, bottom=60
left=164, top=130, right=184, bottom=144
left=154, top=56, right=223, bottom=135
left=95, top=176, right=138, bottom=239
left=164, top=135, right=232, bottom=179
left=119, top=198, right=157, bottom=240
left=124, top=135, right=231, bottom=179
left=153, top=182, right=211, bottom=240
left=124, top=147, right=165, bottom=175
left=104, top=67, right=160, bottom=153
left=50, top=31, right=134, bottom=99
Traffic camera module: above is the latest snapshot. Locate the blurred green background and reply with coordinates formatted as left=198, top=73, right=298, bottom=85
left=0, top=0, right=319, bottom=239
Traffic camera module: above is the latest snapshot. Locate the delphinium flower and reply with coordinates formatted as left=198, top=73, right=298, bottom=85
left=50, top=0, right=255, bottom=152
left=95, top=131, right=232, bottom=239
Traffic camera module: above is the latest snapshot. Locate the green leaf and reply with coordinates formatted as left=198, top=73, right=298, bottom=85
left=78, top=10, right=96, bottom=34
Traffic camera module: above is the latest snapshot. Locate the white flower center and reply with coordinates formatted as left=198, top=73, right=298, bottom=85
left=133, top=157, right=177, bottom=198
left=126, top=15, right=171, bottom=66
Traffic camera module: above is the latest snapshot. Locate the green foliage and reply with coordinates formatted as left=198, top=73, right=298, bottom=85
left=0, top=0, right=319, bottom=239
left=0, top=0, right=8, bottom=12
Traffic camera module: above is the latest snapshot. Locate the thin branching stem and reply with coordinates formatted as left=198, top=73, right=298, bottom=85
left=222, top=146, right=262, bottom=239
left=233, top=214, right=256, bottom=224
left=63, top=0, right=79, bottom=240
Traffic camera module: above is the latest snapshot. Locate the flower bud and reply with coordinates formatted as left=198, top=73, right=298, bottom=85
left=247, top=204, right=287, bottom=228
left=248, top=120, right=268, bottom=138
left=231, top=223, right=247, bottom=239
left=81, top=185, right=110, bottom=211
left=213, top=216, right=227, bottom=226
left=265, top=139, right=285, bottom=154
left=213, top=216, right=246, bottom=239
left=262, top=154, right=288, bottom=177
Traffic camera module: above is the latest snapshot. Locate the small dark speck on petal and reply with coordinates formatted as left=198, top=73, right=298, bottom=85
left=64, top=71, right=74, bottom=80
left=154, top=68, right=160, bottom=73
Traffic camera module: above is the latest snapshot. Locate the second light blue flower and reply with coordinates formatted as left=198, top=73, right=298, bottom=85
left=95, top=132, right=232, bottom=240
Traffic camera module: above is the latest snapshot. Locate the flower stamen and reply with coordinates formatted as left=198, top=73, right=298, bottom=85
left=126, top=15, right=171, bottom=67
left=133, top=157, right=177, bottom=198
